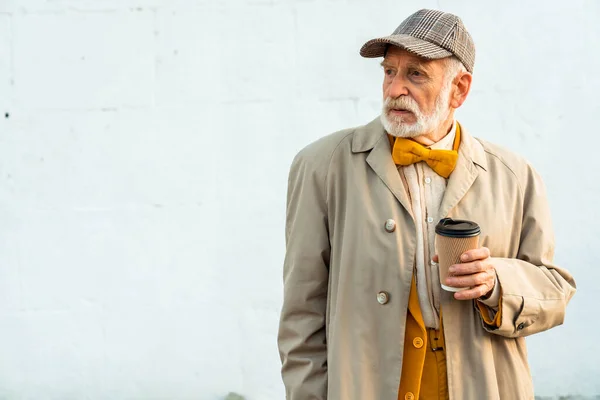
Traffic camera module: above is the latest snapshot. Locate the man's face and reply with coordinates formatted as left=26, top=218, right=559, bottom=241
left=380, top=46, right=454, bottom=138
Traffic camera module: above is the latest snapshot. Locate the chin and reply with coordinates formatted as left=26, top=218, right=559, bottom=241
left=381, top=113, right=423, bottom=138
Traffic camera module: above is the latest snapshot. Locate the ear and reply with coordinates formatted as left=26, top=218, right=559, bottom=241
left=450, top=72, right=473, bottom=109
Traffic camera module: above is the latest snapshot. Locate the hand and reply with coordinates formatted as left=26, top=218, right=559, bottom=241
left=433, top=247, right=496, bottom=301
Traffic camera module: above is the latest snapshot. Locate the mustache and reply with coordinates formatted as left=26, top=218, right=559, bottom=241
left=383, top=97, right=420, bottom=114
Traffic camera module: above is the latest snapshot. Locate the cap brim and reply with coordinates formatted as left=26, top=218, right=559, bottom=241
left=360, top=34, right=453, bottom=60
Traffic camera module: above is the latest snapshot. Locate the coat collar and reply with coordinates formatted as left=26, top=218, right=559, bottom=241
left=352, top=116, right=488, bottom=219
left=351, top=117, right=386, bottom=154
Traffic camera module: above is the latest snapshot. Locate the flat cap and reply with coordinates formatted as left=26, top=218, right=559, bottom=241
left=360, top=9, right=475, bottom=73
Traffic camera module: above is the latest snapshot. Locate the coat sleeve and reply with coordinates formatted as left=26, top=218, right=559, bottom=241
left=476, top=164, right=576, bottom=338
left=278, top=150, right=330, bottom=399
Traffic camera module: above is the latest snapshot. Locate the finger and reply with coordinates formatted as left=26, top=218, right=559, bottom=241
left=445, top=271, right=491, bottom=289
left=432, top=254, right=439, bottom=263
left=448, top=260, right=488, bottom=276
left=460, top=247, right=491, bottom=262
left=454, top=284, right=493, bottom=301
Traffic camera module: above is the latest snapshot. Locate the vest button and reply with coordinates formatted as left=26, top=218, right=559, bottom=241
left=405, top=392, right=415, bottom=400
left=384, top=219, right=396, bottom=232
left=412, top=337, right=424, bottom=349
left=376, top=291, right=389, bottom=305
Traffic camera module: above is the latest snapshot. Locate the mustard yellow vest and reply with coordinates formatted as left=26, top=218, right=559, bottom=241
left=398, top=276, right=448, bottom=400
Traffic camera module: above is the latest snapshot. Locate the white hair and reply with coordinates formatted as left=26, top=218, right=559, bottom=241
left=444, top=56, right=467, bottom=82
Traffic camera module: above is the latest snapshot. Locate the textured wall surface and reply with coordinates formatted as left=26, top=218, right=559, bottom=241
left=0, top=0, right=598, bottom=399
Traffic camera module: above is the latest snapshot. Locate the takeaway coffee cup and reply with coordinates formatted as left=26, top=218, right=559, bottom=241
left=435, top=218, right=481, bottom=292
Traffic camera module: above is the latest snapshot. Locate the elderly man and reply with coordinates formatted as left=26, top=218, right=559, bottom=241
left=277, top=9, right=576, bottom=400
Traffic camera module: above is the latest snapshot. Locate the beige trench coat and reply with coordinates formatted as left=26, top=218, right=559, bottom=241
left=277, top=117, right=576, bottom=400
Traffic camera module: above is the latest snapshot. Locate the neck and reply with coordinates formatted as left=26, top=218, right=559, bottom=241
left=411, top=113, right=455, bottom=146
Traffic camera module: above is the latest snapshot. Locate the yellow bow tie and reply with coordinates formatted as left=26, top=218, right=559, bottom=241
left=389, top=125, right=461, bottom=178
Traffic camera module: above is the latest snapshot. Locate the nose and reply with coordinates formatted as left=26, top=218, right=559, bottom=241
left=385, top=74, right=409, bottom=99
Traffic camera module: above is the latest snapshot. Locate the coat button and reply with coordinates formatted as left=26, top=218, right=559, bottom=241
left=412, top=337, right=424, bottom=349
left=377, top=291, right=389, bottom=304
left=384, top=219, right=396, bottom=232
left=405, top=392, right=415, bottom=400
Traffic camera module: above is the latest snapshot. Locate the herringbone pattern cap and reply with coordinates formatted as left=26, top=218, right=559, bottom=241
left=360, top=9, right=475, bottom=73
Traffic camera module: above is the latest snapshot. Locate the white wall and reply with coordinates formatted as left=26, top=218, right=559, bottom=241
left=0, top=0, right=597, bottom=399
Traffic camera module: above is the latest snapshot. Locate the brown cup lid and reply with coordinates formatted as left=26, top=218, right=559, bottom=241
left=435, top=218, right=480, bottom=238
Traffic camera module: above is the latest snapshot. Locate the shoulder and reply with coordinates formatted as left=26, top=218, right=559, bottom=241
left=289, top=125, right=358, bottom=176
left=475, top=138, right=545, bottom=192
left=293, top=127, right=356, bottom=164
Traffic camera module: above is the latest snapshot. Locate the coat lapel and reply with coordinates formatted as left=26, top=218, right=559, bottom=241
left=367, top=138, right=414, bottom=220
left=352, top=119, right=488, bottom=221
left=438, top=126, right=488, bottom=219
left=352, top=117, right=414, bottom=220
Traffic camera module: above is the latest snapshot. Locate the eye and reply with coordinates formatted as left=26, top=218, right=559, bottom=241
left=410, top=70, right=423, bottom=77
left=385, top=68, right=395, bottom=77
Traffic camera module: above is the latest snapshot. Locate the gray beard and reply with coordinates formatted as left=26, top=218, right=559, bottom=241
left=380, top=80, right=453, bottom=139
